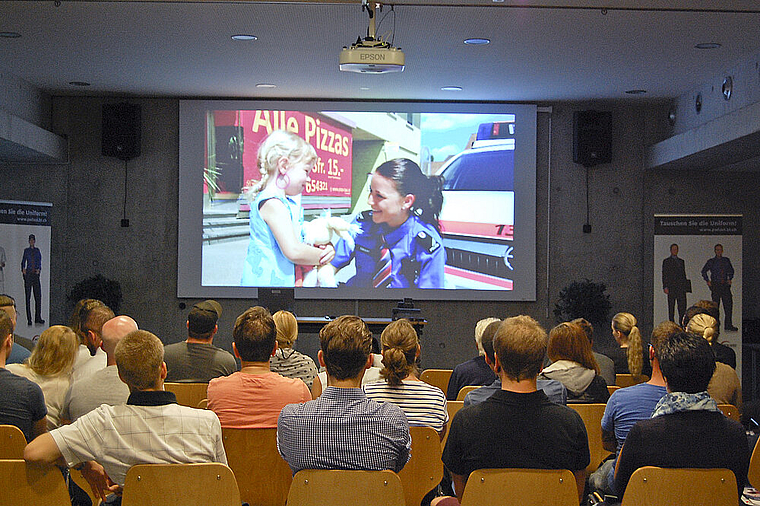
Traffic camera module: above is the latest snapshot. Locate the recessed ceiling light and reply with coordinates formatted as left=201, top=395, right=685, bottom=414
left=441, top=86, right=463, bottom=91
left=694, top=42, right=721, bottom=50
left=231, top=34, right=257, bottom=41
left=0, top=32, right=21, bottom=38
left=464, top=38, right=491, bottom=45
left=256, top=83, right=276, bottom=88
left=68, top=81, right=90, bottom=87
left=625, top=89, right=647, bottom=95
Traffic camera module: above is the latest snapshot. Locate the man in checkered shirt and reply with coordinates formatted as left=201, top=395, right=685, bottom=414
left=24, top=330, right=226, bottom=504
left=277, top=315, right=411, bottom=474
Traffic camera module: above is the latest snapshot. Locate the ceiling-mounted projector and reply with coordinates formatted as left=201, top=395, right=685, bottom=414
left=340, top=1, right=405, bottom=74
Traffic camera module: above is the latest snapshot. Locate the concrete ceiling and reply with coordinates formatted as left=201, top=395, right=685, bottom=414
left=2, top=0, right=760, bottom=102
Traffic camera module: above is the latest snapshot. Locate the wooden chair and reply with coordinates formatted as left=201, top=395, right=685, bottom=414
left=616, top=374, right=648, bottom=388
left=607, top=385, right=620, bottom=396
left=197, top=398, right=208, bottom=409
left=222, top=427, right=292, bottom=506
left=717, top=403, right=740, bottom=421
left=0, top=424, right=26, bottom=459
left=456, top=385, right=480, bottom=401
left=0, top=459, right=70, bottom=506
left=120, top=463, right=240, bottom=506
left=569, top=403, right=611, bottom=473
left=748, top=436, right=760, bottom=489
left=420, top=369, right=453, bottom=395
left=163, top=382, right=208, bottom=408
left=460, top=468, right=578, bottom=506
left=398, top=426, right=443, bottom=506
left=287, top=469, right=405, bottom=506
left=620, top=466, right=738, bottom=506
left=442, top=401, right=464, bottom=449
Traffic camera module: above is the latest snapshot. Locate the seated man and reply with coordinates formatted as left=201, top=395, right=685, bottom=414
left=72, top=303, right=113, bottom=381
left=464, top=319, right=567, bottom=406
left=208, top=306, right=310, bottom=428
left=446, top=318, right=498, bottom=400
left=24, top=330, right=227, bottom=503
left=277, top=315, right=410, bottom=474
left=588, top=321, right=672, bottom=496
left=164, top=300, right=237, bottom=382
left=614, top=332, right=749, bottom=499
left=437, top=316, right=589, bottom=506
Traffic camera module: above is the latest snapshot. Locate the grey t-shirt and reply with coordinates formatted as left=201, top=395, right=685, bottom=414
left=164, top=341, right=238, bottom=383
left=62, top=365, right=130, bottom=422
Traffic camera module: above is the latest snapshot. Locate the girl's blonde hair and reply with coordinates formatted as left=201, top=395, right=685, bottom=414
left=687, top=313, right=719, bottom=344
left=380, top=319, right=419, bottom=386
left=242, top=130, right=317, bottom=200
left=273, top=310, right=298, bottom=348
left=26, top=325, right=78, bottom=376
left=612, top=312, right=643, bottom=376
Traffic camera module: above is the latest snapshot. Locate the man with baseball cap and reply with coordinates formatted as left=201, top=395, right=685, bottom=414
left=164, top=300, right=238, bottom=382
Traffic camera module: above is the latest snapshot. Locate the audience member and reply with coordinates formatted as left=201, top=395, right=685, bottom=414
left=538, top=322, right=609, bottom=403
left=0, top=310, right=47, bottom=442
left=687, top=312, right=736, bottom=368
left=311, top=338, right=382, bottom=398
left=446, top=317, right=499, bottom=400
left=72, top=301, right=113, bottom=381
left=164, top=300, right=237, bottom=382
left=269, top=310, right=318, bottom=389
left=611, top=312, right=652, bottom=378
left=588, top=320, right=672, bottom=496
left=436, top=316, right=589, bottom=505
left=364, top=319, right=448, bottom=436
left=8, top=325, right=78, bottom=428
left=208, top=306, right=310, bottom=428
left=613, top=332, right=749, bottom=499
left=464, top=319, right=567, bottom=406
left=0, top=293, right=32, bottom=364
left=278, top=315, right=410, bottom=475
left=572, top=318, right=616, bottom=387
left=24, top=330, right=227, bottom=503
left=61, top=316, right=137, bottom=422
left=0, top=294, right=35, bottom=351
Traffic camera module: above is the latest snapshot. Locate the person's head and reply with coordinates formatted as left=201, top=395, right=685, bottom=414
left=715, top=244, right=723, bottom=257
left=650, top=320, right=682, bottom=369
left=70, top=299, right=106, bottom=342
left=370, top=158, right=444, bottom=232
left=273, top=310, right=298, bottom=349
left=0, top=295, right=17, bottom=330
left=548, top=322, right=600, bottom=373
left=571, top=318, right=594, bottom=346
left=480, top=320, right=503, bottom=364
left=379, top=319, right=420, bottom=386
left=26, top=325, right=78, bottom=376
left=474, top=317, right=501, bottom=356
left=187, top=299, right=222, bottom=341
left=244, top=130, right=317, bottom=198
left=319, top=315, right=372, bottom=381
left=0, top=311, right=13, bottom=362
left=682, top=301, right=720, bottom=329
left=611, top=312, right=643, bottom=376
left=232, top=306, right=277, bottom=362
left=670, top=243, right=679, bottom=256
left=493, top=315, right=547, bottom=382
left=101, top=316, right=139, bottom=358
left=656, top=331, right=716, bottom=394
left=687, top=313, right=720, bottom=344
left=81, top=305, right=116, bottom=354
left=28, top=234, right=35, bottom=247
left=115, top=330, right=166, bottom=391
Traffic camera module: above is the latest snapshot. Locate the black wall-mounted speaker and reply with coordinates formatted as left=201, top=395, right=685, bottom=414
left=573, top=110, right=612, bottom=167
left=102, top=103, right=141, bottom=161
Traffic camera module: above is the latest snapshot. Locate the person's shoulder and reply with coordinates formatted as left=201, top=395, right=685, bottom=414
left=0, top=367, right=42, bottom=393
left=163, top=341, right=187, bottom=354
left=410, top=218, right=443, bottom=252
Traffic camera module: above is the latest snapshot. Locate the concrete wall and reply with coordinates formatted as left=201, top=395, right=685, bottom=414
left=0, top=70, right=50, bottom=129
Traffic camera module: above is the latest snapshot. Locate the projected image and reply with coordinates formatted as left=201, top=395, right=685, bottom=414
left=200, top=109, right=517, bottom=291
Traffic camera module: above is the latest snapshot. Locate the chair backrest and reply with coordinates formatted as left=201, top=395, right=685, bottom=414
left=748, top=437, right=760, bottom=490
left=222, top=427, right=293, bottom=506
left=442, top=401, right=464, bottom=449
left=457, top=385, right=480, bottom=401
left=287, top=469, right=405, bottom=506
left=717, top=403, right=740, bottom=421
left=420, top=369, right=453, bottom=394
left=0, top=459, right=70, bottom=506
left=120, top=463, right=240, bottom=506
left=163, top=382, right=209, bottom=408
left=568, top=403, right=611, bottom=473
left=460, top=468, right=578, bottom=506
left=197, top=398, right=208, bottom=409
left=607, top=385, right=620, bottom=396
left=616, top=374, right=648, bottom=388
left=620, top=466, right=738, bottom=506
left=0, top=424, right=27, bottom=459
left=398, top=426, right=443, bottom=506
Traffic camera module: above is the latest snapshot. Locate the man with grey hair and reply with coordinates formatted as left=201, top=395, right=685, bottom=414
left=446, top=317, right=499, bottom=400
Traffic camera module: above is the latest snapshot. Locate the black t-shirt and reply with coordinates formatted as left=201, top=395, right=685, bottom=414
left=442, top=389, right=590, bottom=478
left=0, top=367, right=47, bottom=442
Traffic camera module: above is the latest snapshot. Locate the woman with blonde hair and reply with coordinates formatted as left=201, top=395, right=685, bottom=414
left=269, top=310, right=318, bottom=389
left=363, top=319, right=448, bottom=437
left=7, top=325, right=78, bottom=428
left=539, top=322, right=609, bottom=403
left=611, top=312, right=652, bottom=378
left=687, top=313, right=736, bottom=368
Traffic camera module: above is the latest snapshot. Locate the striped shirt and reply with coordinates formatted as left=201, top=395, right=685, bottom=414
left=269, top=348, right=318, bottom=389
left=363, top=379, right=448, bottom=432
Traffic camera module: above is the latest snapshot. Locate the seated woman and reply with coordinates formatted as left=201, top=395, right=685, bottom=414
left=363, top=318, right=448, bottom=438
left=611, top=312, right=652, bottom=379
left=269, top=310, right=318, bottom=389
left=539, top=322, right=609, bottom=403
left=7, top=325, right=78, bottom=428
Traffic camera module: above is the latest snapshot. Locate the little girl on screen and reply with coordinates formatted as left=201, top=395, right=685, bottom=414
left=240, top=130, right=334, bottom=286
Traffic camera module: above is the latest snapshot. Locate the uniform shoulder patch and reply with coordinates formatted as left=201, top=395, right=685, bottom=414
left=416, top=231, right=440, bottom=254
left=357, top=210, right=373, bottom=222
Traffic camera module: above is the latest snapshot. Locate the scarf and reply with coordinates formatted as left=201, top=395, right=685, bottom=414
left=651, top=391, right=720, bottom=418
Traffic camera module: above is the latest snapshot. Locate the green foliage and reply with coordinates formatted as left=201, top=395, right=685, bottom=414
left=554, top=279, right=611, bottom=326
left=67, top=274, right=122, bottom=313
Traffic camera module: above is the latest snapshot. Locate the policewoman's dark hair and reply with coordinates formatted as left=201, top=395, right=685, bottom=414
left=375, top=158, right=444, bottom=233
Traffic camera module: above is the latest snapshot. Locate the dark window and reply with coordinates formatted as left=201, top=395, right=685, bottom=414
left=441, top=149, right=514, bottom=191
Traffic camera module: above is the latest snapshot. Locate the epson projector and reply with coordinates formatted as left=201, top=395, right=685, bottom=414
left=339, top=45, right=405, bottom=74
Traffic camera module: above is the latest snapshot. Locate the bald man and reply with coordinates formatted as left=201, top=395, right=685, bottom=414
left=62, top=316, right=138, bottom=422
